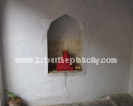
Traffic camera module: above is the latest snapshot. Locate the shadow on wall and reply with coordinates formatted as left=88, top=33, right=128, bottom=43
left=0, top=0, right=6, bottom=106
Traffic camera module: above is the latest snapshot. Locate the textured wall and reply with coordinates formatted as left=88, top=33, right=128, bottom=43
left=2, top=0, right=133, bottom=106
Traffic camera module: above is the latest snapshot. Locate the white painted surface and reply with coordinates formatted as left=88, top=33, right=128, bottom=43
left=2, top=0, right=132, bottom=106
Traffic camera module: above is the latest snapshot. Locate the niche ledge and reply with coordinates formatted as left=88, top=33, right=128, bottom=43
left=49, top=70, right=82, bottom=74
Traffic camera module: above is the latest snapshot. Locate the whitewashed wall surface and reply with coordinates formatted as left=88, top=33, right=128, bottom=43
left=2, top=0, right=133, bottom=106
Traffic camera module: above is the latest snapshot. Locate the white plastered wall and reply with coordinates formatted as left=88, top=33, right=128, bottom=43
left=2, top=0, right=133, bottom=106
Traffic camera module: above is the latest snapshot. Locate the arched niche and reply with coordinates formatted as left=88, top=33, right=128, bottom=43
left=48, top=15, right=83, bottom=73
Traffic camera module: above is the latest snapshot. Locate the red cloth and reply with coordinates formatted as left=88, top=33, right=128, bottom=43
left=56, top=51, right=74, bottom=71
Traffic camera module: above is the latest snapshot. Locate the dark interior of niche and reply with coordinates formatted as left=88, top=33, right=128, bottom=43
left=48, top=15, right=83, bottom=73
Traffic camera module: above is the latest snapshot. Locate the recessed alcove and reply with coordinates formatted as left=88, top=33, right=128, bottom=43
left=48, top=15, right=83, bottom=73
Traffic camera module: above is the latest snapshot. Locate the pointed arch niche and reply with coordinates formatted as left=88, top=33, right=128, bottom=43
left=48, top=15, right=83, bottom=73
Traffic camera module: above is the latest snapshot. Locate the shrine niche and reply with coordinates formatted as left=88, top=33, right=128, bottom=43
left=48, top=15, right=83, bottom=73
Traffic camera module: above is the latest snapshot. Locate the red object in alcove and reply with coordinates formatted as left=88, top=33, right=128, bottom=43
left=56, top=49, right=74, bottom=71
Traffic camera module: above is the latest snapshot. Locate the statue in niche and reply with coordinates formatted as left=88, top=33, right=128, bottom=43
left=56, top=49, right=74, bottom=71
